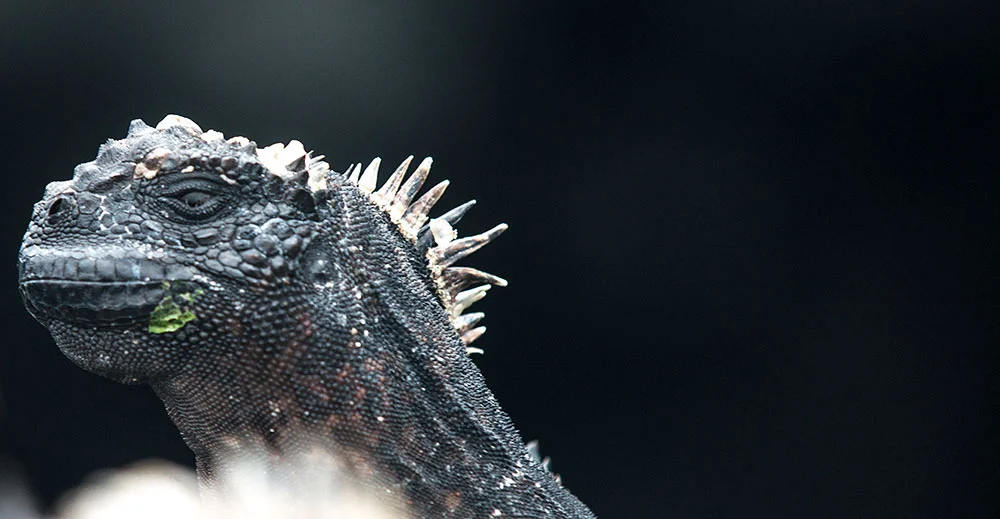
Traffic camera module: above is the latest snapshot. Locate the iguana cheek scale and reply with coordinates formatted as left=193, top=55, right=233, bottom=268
left=17, top=115, right=596, bottom=518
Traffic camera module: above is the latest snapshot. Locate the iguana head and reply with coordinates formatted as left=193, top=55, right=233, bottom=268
left=17, top=116, right=599, bottom=519
left=18, top=115, right=505, bottom=384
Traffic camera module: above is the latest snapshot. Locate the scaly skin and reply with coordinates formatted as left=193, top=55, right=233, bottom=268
left=18, top=117, right=595, bottom=518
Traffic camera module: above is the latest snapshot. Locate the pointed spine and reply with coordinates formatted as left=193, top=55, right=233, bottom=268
left=437, top=199, right=477, bottom=226
left=389, top=157, right=432, bottom=221
left=452, top=312, right=485, bottom=332
left=401, top=180, right=449, bottom=237
left=450, top=284, right=491, bottom=318
left=341, top=154, right=507, bottom=344
left=359, top=157, right=380, bottom=193
left=431, top=223, right=508, bottom=268
left=346, top=163, right=361, bottom=184
left=372, top=155, right=412, bottom=208
left=417, top=200, right=476, bottom=249
left=442, top=267, right=508, bottom=297
left=461, top=326, right=487, bottom=345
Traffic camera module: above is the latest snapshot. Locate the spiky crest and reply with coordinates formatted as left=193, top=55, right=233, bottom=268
left=340, top=156, right=508, bottom=349
left=149, top=115, right=508, bottom=350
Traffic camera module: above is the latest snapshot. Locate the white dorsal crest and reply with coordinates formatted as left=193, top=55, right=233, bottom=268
left=344, top=156, right=508, bottom=350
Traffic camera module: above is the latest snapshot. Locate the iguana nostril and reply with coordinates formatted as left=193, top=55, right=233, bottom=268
left=48, top=198, right=64, bottom=216
left=46, top=194, right=75, bottom=223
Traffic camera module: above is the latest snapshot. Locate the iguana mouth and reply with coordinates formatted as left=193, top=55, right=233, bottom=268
left=20, top=279, right=166, bottom=324
left=18, top=252, right=196, bottom=325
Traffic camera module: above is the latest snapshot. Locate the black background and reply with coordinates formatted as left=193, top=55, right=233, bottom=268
left=0, top=2, right=996, bottom=517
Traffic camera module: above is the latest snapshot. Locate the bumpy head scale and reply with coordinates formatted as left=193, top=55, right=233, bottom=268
left=136, top=115, right=508, bottom=350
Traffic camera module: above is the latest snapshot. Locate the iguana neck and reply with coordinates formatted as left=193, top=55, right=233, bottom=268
left=148, top=287, right=531, bottom=512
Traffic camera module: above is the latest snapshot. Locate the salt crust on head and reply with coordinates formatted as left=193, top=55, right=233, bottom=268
left=146, top=115, right=330, bottom=190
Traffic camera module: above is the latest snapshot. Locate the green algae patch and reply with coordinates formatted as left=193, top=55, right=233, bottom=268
left=149, top=282, right=203, bottom=334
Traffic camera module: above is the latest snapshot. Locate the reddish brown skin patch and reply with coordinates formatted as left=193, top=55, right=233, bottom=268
left=444, top=491, right=463, bottom=513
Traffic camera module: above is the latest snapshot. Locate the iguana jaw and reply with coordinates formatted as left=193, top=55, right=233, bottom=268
left=18, top=247, right=198, bottom=325
left=20, top=279, right=165, bottom=325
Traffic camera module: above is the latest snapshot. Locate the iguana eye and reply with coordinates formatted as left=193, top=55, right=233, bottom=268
left=180, top=191, right=212, bottom=209
left=157, top=176, right=230, bottom=221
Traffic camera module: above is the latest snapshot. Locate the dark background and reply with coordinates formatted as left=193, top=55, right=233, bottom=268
left=0, top=2, right=996, bottom=517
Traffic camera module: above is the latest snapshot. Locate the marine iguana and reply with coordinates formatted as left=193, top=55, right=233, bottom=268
left=17, top=115, right=595, bottom=518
